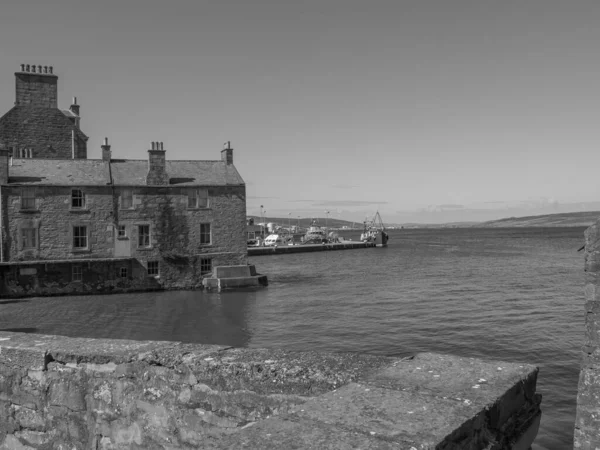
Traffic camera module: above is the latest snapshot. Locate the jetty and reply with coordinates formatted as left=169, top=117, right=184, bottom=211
left=248, top=241, right=376, bottom=256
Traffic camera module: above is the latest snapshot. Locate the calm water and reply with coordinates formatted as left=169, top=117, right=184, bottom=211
left=0, top=227, right=585, bottom=449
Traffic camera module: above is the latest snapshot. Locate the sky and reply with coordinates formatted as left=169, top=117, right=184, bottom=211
left=1, top=0, right=599, bottom=224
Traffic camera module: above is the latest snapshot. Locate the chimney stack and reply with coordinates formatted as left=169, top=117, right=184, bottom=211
left=101, top=137, right=111, bottom=161
left=15, top=63, right=58, bottom=108
left=146, top=141, right=168, bottom=185
left=69, top=96, right=80, bottom=126
left=221, top=141, right=233, bottom=165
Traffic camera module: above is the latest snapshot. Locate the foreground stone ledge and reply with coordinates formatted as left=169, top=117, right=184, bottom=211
left=0, top=332, right=540, bottom=449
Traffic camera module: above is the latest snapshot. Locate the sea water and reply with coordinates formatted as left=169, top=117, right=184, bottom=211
left=0, top=227, right=585, bottom=448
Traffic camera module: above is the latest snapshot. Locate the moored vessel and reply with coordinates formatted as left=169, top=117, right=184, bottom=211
left=360, top=211, right=389, bottom=247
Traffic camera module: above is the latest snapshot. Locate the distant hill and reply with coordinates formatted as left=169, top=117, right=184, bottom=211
left=478, top=211, right=600, bottom=228
left=247, top=216, right=359, bottom=229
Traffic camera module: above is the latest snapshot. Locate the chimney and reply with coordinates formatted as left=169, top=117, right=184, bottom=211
left=0, top=145, right=10, bottom=185
left=146, top=141, right=168, bottom=185
left=15, top=63, right=58, bottom=108
left=69, top=96, right=80, bottom=126
left=101, top=137, right=111, bottom=161
left=221, top=141, right=233, bottom=165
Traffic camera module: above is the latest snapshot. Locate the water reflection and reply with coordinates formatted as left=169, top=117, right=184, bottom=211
left=0, top=289, right=259, bottom=348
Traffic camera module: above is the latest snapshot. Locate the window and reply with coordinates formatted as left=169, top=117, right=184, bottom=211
left=119, top=267, right=128, bottom=278
left=147, top=261, right=159, bottom=276
left=200, top=223, right=211, bottom=245
left=21, top=188, right=36, bottom=210
left=200, top=258, right=212, bottom=275
left=138, top=225, right=150, bottom=247
left=118, top=225, right=127, bottom=238
left=21, top=228, right=36, bottom=249
left=188, top=189, right=209, bottom=208
left=73, top=226, right=87, bottom=249
left=187, top=189, right=197, bottom=208
left=71, top=189, right=85, bottom=209
left=121, top=190, right=133, bottom=209
left=197, top=189, right=208, bottom=208
left=72, top=265, right=82, bottom=282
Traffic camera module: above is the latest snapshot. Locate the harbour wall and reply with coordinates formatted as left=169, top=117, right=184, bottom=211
left=248, top=241, right=376, bottom=256
left=0, top=331, right=542, bottom=449
left=575, top=220, right=600, bottom=447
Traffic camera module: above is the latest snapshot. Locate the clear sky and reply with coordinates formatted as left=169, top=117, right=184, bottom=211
left=1, top=0, right=598, bottom=223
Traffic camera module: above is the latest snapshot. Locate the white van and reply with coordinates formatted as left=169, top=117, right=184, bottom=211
left=263, top=234, right=285, bottom=246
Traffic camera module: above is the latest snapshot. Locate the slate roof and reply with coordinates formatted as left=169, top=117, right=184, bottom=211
left=7, top=158, right=245, bottom=186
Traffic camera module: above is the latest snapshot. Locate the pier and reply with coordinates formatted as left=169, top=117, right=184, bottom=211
left=248, top=241, right=376, bottom=256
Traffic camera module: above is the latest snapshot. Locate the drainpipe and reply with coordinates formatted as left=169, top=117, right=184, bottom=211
left=0, top=183, right=3, bottom=262
left=71, top=129, right=75, bottom=159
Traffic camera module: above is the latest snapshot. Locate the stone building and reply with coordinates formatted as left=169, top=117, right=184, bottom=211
left=0, top=140, right=247, bottom=295
left=0, top=64, right=88, bottom=159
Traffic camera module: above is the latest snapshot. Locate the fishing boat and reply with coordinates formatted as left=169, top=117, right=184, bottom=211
left=301, top=220, right=328, bottom=244
left=360, top=211, right=389, bottom=247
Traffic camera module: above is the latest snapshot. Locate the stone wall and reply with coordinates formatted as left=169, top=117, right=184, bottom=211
left=0, top=258, right=160, bottom=298
left=14, top=72, right=58, bottom=108
left=0, top=332, right=541, bottom=449
left=0, top=107, right=87, bottom=159
left=575, top=220, right=600, bottom=447
left=0, top=183, right=247, bottom=294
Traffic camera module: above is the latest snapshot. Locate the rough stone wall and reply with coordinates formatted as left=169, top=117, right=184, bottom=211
left=1, top=184, right=247, bottom=293
left=575, top=220, right=600, bottom=448
left=115, top=184, right=247, bottom=288
left=14, top=73, right=58, bottom=108
left=0, top=107, right=87, bottom=159
left=4, top=186, right=114, bottom=261
left=0, top=332, right=541, bottom=449
left=0, top=259, right=160, bottom=298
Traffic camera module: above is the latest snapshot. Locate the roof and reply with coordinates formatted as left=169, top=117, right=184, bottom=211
left=9, top=158, right=109, bottom=185
left=109, top=160, right=244, bottom=186
left=7, top=158, right=245, bottom=186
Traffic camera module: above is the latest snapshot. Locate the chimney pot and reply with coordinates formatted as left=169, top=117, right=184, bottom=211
left=38, top=65, right=42, bottom=73
left=73, top=96, right=77, bottom=105
left=31, top=65, right=36, bottom=73
left=160, top=142, right=164, bottom=150
left=20, top=64, right=25, bottom=72
left=26, top=64, right=30, bottom=72
left=104, top=137, right=108, bottom=146
left=49, top=66, right=53, bottom=74
left=44, top=66, right=48, bottom=74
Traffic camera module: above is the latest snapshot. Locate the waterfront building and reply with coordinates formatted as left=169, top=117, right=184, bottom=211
left=0, top=66, right=248, bottom=296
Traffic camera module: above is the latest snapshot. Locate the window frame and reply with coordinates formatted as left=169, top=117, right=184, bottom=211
left=138, top=224, right=151, bottom=248
left=121, top=189, right=133, bottom=210
left=200, top=258, right=212, bottom=275
left=72, top=265, right=83, bottom=282
left=72, top=225, right=88, bottom=249
left=71, top=189, right=85, bottom=209
left=200, top=223, right=211, bottom=245
left=147, top=260, right=159, bottom=277
left=119, top=267, right=128, bottom=278
left=21, top=227, right=37, bottom=249
left=20, top=187, right=36, bottom=210
left=117, top=225, right=127, bottom=238
left=187, top=188, right=209, bottom=209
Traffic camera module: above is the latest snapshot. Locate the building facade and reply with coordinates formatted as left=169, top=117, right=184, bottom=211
left=0, top=66, right=248, bottom=296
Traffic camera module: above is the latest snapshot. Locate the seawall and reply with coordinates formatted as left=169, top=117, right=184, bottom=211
left=0, top=331, right=541, bottom=449
left=575, top=220, right=600, bottom=447
left=248, top=241, right=376, bottom=256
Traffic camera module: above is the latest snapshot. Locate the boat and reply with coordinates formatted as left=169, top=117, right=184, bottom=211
left=301, top=220, right=328, bottom=244
left=360, top=211, right=389, bottom=247
left=263, top=234, right=294, bottom=247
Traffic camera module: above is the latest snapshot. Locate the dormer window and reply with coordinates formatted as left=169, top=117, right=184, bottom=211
left=71, top=189, right=85, bottom=209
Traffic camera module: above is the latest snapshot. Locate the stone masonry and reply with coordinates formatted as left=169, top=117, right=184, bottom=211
left=0, top=332, right=541, bottom=449
left=0, top=64, right=87, bottom=159
left=574, top=219, right=600, bottom=448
